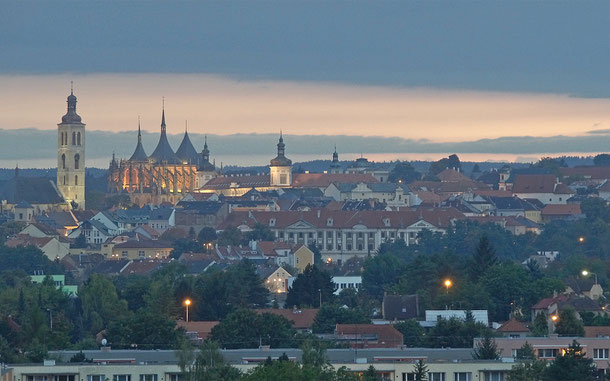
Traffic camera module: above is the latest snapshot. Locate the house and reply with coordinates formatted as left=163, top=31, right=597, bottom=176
left=110, top=240, right=173, bottom=260
left=119, top=260, right=165, bottom=276
left=496, top=318, right=530, bottom=338
left=259, top=265, right=293, bottom=294
left=255, top=308, right=319, bottom=332
left=174, top=201, right=228, bottom=233
left=382, top=294, right=420, bottom=321
left=291, top=245, right=315, bottom=273
left=332, top=275, right=362, bottom=295
left=147, top=207, right=175, bottom=233
left=90, top=211, right=122, bottom=235
left=134, top=224, right=162, bottom=240
left=14, top=201, right=34, bottom=222
left=512, top=174, right=573, bottom=205
left=177, top=253, right=217, bottom=274
left=19, top=222, right=62, bottom=238
left=30, top=274, right=78, bottom=296
left=176, top=321, right=219, bottom=344
left=541, top=204, right=583, bottom=222
left=565, top=277, right=604, bottom=300
left=334, top=324, right=404, bottom=349
left=72, top=219, right=112, bottom=245
left=323, top=182, right=414, bottom=207
left=531, top=294, right=603, bottom=326
left=5, top=234, right=70, bottom=260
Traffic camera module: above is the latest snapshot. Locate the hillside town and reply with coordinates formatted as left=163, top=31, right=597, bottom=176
left=1, top=89, right=610, bottom=380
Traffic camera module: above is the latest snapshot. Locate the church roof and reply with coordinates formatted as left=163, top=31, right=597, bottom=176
left=270, top=133, right=292, bottom=167
left=129, top=123, right=148, bottom=162
left=175, top=130, right=200, bottom=164
left=148, top=110, right=180, bottom=164
left=60, top=90, right=83, bottom=124
left=0, top=177, right=65, bottom=205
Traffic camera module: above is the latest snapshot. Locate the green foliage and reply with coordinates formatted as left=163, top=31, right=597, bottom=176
left=197, top=227, right=217, bottom=244
left=0, top=221, right=26, bottom=244
left=507, top=359, right=547, bottom=381
left=428, top=154, right=461, bottom=176
left=361, top=254, right=404, bottom=299
left=412, top=360, right=428, bottom=381
left=470, top=235, right=497, bottom=281
left=245, top=223, right=274, bottom=242
left=580, top=197, right=610, bottom=222
left=426, top=317, right=491, bottom=348
left=193, top=260, right=269, bottom=320
left=0, top=244, right=64, bottom=274
left=543, top=341, right=597, bottom=381
left=300, top=337, right=328, bottom=368
left=312, top=304, right=370, bottom=334
left=106, top=308, right=186, bottom=349
left=554, top=307, right=584, bottom=336
left=388, top=161, right=421, bottom=184
left=210, top=309, right=296, bottom=349
left=472, top=331, right=499, bottom=360
left=594, top=153, right=610, bottom=166
left=80, top=274, right=130, bottom=335
left=286, top=264, right=336, bottom=308
left=309, top=243, right=322, bottom=266
left=531, top=313, right=548, bottom=336
left=394, top=319, right=425, bottom=347
left=218, top=226, right=243, bottom=246
left=184, top=341, right=242, bottom=381
left=362, top=365, right=381, bottom=381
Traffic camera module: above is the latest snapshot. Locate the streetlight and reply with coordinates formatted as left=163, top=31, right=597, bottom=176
left=551, top=314, right=559, bottom=323
left=582, top=270, right=598, bottom=284
left=444, top=279, right=453, bottom=294
left=318, top=288, right=322, bottom=308
left=184, top=299, right=192, bottom=322
left=578, top=236, right=585, bottom=243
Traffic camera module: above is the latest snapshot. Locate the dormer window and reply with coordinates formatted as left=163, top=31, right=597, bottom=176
left=269, top=218, right=276, bottom=227
left=327, top=218, right=333, bottom=227
left=383, top=218, right=391, bottom=227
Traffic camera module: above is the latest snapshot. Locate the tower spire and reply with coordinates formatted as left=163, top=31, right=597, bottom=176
left=161, top=97, right=166, bottom=133
left=138, top=116, right=142, bottom=143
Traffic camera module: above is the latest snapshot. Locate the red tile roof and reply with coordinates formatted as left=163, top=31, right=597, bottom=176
left=336, top=324, right=404, bottom=348
left=256, top=241, right=293, bottom=256
left=532, top=294, right=567, bottom=310
left=437, top=169, right=472, bottom=182
left=513, top=174, right=569, bottom=194
left=560, top=167, right=610, bottom=180
left=176, top=321, right=219, bottom=340
left=292, top=173, right=378, bottom=188
left=497, top=318, right=530, bottom=333
left=584, top=326, right=610, bottom=338
left=256, top=308, right=319, bottom=330
left=541, top=204, right=582, bottom=216
left=5, top=234, right=54, bottom=248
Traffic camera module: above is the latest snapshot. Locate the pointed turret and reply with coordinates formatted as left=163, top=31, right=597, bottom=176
left=129, top=119, right=149, bottom=162
left=270, top=131, right=292, bottom=167
left=175, top=123, right=200, bottom=164
left=198, top=135, right=215, bottom=171
left=148, top=108, right=180, bottom=164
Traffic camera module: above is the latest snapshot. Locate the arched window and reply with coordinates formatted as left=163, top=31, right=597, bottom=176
left=61, top=154, right=66, bottom=169
left=72, top=132, right=76, bottom=145
left=60, top=132, right=64, bottom=145
left=63, top=176, right=66, bottom=185
left=77, top=132, right=81, bottom=146
left=65, top=132, right=68, bottom=145
left=75, top=175, right=78, bottom=185
left=74, top=154, right=80, bottom=169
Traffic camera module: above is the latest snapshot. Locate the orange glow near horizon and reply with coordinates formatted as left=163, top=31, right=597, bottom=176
left=2, top=74, right=610, bottom=145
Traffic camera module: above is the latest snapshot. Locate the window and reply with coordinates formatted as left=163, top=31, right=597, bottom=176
left=88, top=376, right=105, bottom=381
left=429, top=373, right=445, bottom=381
left=74, top=154, right=80, bottom=169
left=75, top=175, right=78, bottom=185
left=139, top=250, right=145, bottom=259
left=139, top=376, right=157, bottom=381
left=168, top=376, right=182, bottom=381
left=62, top=154, right=66, bottom=169
left=53, top=377, right=75, bottom=381
left=77, top=131, right=81, bottom=145
left=454, top=373, right=471, bottom=381
left=403, top=374, right=416, bottom=381
left=27, top=377, right=48, bottom=381
left=72, top=132, right=76, bottom=145
left=113, top=376, right=131, bottom=381
left=594, top=348, right=609, bottom=359
left=280, top=174, right=287, bottom=184
left=538, top=348, right=559, bottom=358
left=484, top=372, right=504, bottom=381
left=121, top=250, right=128, bottom=258
left=63, top=176, right=66, bottom=185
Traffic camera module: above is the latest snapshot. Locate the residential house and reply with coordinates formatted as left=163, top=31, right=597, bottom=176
left=496, top=318, right=530, bottom=338
left=5, top=234, right=70, bottom=260
left=531, top=294, right=604, bottom=327
left=14, top=201, right=34, bottom=222
left=174, top=201, right=228, bottom=233
left=72, top=219, right=112, bottom=245
left=334, top=324, right=404, bottom=349
left=382, top=294, right=420, bottom=321
left=176, top=321, right=219, bottom=344
left=19, top=222, right=62, bottom=238
left=324, top=182, right=415, bottom=207
left=255, top=308, right=319, bottom=333
left=110, top=240, right=173, bottom=260
left=259, top=265, right=293, bottom=294
left=565, top=278, right=604, bottom=300
left=512, top=174, right=574, bottom=205
left=541, top=204, right=583, bottom=222
left=424, top=310, right=489, bottom=327
left=147, top=207, right=175, bottom=233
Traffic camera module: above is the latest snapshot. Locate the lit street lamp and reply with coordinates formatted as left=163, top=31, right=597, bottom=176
left=444, top=279, right=453, bottom=294
left=551, top=314, right=559, bottom=323
left=582, top=270, right=598, bottom=284
left=184, top=299, right=192, bottom=322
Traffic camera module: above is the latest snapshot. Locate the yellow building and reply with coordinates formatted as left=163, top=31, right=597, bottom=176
left=261, top=266, right=293, bottom=294
left=110, top=240, right=172, bottom=260
left=292, top=245, right=314, bottom=273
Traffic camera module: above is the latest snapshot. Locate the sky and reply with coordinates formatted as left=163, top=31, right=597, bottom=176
left=2, top=1, right=610, bottom=167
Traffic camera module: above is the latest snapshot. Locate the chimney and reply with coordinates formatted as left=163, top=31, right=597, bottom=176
left=317, top=210, right=321, bottom=218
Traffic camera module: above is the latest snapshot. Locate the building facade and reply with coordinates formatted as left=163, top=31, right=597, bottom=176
left=57, top=89, right=86, bottom=209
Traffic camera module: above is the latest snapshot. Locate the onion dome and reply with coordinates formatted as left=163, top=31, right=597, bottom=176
left=61, top=88, right=82, bottom=124
left=270, top=132, right=292, bottom=166
left=198, top=136, right=215, bottom=171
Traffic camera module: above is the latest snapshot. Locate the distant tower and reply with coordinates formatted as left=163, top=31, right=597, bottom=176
left=329, top=145, right=342, bottom=174
left=269, top=132, right=292, bottom=187
left=196, top=136, right=217, bottom=187
left=57, top=85, right=86, bottom=209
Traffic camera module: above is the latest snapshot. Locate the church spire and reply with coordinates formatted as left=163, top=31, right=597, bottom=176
left=61, top=84, right=82, bottom=124
left=137, top=116, right=142, bottom=143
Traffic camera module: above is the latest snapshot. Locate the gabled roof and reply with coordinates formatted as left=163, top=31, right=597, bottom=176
left=175, top=131, right=200, bottom=164
left=176, top=321, right=219, bottom=340
left=559, top=295, right=602, bottom=312
left=335, top=324, right=403, bottom=348
left=497, top=318, right=530, bottom=333
left=256, top=308, right=319, bottom=330
left=437, top=169, right=471, bottom=182
left=114, top=240, right=172, bottom=249
left=5, top=234, right=54, bottom=248
left=560, top=166, right=610, bottom=180
left=513, top=174, right=558, bottom=194
left=541, top=204, right=582, bottom=216
left=0, top=177, right=65, bottom=204
left=149, top=207, right=174, bottom=220
left=532, top=294, right=568, bottom=309
left=565, top=277, right=596, bottom=293
left=120, top=260, right=164, bottom=276
left=382, top=294, right=419, bottom=321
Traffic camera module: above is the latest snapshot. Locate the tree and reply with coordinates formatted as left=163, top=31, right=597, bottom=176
left=361, top=254, right=403, bottom=299
left=362, top=365, right=381, bottom=381
left=210, top=309, right=296, bottom=349
left=218, top=226, right=243, bottom=246
left=580, top=197, right=610, bottom=222
left=388, top=161, right=421, bottom=184
left=79, top=274, right=130, bottom=335
left=472, top=331, right=499, bottom=360
left=412, top=360, right=428, bottom=381
left=470, top=235, right=497, bottom=281
left=311, top=304, right=370, bottom=334
left=531, top=313, right=548, bottom=336
left=428, top=154, right=461, bottom=176
left=308, top=243, right=322, bottom=266
left=197, top=227, right=217, bottom=244
left=594, top=153, right=610, bottom=166
left=300, top=337, right=328, bottom=368
left=508, top=360, right=547, bottom=381
left=185, top=340, right=242, bottom=381
left=554, top=307, right=585, bottom=336
left=394, top=319, right=425, bottom=347
left=73, top=232, right=87, bottom=248
left=285, top=264, right=336, bottom=308
left=543, top=341, right=597, bottom=381
left=106, top=308, right=185, bottom=349
left=245, top=223, right=274, bottom=242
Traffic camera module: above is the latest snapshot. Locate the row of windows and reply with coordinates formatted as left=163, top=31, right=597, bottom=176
left=405, top=372, right=503, bottom=381
left=59, top=131, right=82, bottom=146
left=61, top=153, right=80, bottom=169
left=62, top=175, right=79, bottom=186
